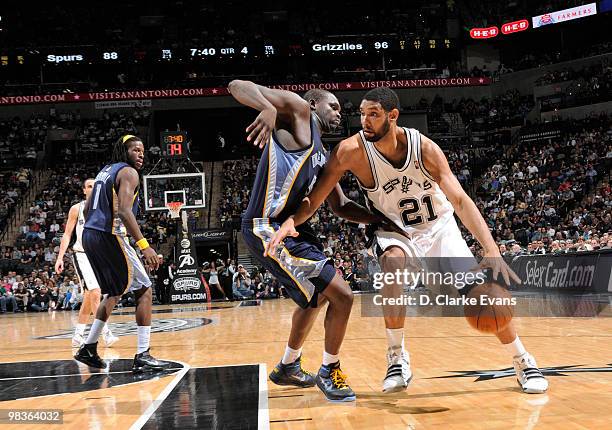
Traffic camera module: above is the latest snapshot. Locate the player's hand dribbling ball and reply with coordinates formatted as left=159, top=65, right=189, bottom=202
left=464, top=282, right=514, bottom=333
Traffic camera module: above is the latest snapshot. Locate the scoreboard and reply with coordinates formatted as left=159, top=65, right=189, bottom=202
left=0, top=36, right=456, bottom=66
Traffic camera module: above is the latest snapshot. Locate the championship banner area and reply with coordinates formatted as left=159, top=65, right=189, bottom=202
left=0, top=77, right=491, bottom=105
left=171, top=213, right=208, bottom=304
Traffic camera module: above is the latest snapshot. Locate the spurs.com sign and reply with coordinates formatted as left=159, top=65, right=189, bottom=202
left=173, top=277, right=201, bottom=292
left=171, top=215, right=206, bottom=303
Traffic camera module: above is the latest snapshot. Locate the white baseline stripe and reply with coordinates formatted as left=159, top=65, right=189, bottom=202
left=259, top=363, right=270, bottom=430
left=129, top=361, right=191, bottom=430
left=0, top=368, right=184, bottom=382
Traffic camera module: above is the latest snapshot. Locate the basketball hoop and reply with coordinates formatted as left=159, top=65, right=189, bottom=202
left=166, top=201, right=184, bottom=219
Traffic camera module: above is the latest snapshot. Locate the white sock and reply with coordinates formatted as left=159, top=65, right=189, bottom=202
left=504, top=336, right=527, bottom=359
left=75, top=323, right=86, bottom=336
left=85, top=319, right=105, bottom=344
left=281, top=345, right=302, bottom=365
left=137, top=326, right=151, bottom=354
left=386, top=328, right=405, bottom=350
left=102, top=324, right=111, bottom=336
left=322, top=351, right=339, bottom=366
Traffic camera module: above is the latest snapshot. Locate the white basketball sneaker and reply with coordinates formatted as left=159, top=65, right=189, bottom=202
left=71, top=332, right=85, bottom=348
left=513, top=353, right=548, bottom=394
left=382, top=346, right=412, bottom=393
left=102, top=331, right=119, bottom=348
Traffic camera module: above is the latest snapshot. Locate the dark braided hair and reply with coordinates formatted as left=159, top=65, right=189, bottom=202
left=112, top=134, right=141, bottom=164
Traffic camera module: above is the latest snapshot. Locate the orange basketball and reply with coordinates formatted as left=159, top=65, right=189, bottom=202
left=464, top=282, right=514, bottom=333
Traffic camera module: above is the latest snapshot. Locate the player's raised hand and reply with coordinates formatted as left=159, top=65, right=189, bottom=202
left=142, top=247, right=161, bottom=271
left=264, top=218, right=299, bottom=258
left=246, top=108, right=276, bottom=149
left=477, top=250, right=521, bottom=287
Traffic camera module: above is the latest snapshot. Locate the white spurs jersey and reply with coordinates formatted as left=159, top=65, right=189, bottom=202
left=73, top=201, right=86, bottom=253
left=357, top=128, right=454, bottom=238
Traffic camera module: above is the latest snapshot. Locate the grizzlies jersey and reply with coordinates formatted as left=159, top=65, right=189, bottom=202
left=357, top=128, right=454, bottom=238
left=73, top=201, right=86, bottom=252
left=85, top=162, right=139, bottom=236
left=244, top=115, right=327, bottom=229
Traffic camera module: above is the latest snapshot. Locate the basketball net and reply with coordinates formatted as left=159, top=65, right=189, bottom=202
left=165, top=201, right=184, bottom=219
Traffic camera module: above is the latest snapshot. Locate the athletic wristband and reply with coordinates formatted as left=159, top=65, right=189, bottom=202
left=136, top=238, right=150, bottom=250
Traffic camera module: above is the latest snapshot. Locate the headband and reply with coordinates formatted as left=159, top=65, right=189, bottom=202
left=122, top=134, right=137, bottom=144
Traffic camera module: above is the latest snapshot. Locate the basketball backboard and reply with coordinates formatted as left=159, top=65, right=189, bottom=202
left=143, top=172, right=206, bottom=211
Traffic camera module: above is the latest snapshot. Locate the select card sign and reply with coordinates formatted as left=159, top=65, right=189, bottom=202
left=171, top=214, right=207, bottom=304
left=509, top=251, right=612, bottom=293
left=532, top=3, right=597, bottom=28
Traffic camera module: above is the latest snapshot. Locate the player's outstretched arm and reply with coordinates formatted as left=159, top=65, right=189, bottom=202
left=228, top=80, right=310, bottom=148
left=55, top=203, right=79, bottom=274
left=264, top=138, right=376, bottom=256
left=326, top=183, right=378, bottom=224
left=116, top=167, right=160, bottom=270
left=421, top=134, right=520, bottom=285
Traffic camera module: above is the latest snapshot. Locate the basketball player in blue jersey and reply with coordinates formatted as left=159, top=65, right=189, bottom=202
left=74, top=135, right=166, bottom=373
left=268, top=87, right=548, bottom=395
left=228, top=80, right=379, bottom=402
left=55, top=178, right=118, bottom=348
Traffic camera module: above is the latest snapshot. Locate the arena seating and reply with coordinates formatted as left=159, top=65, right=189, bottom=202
left=472, top=114, right=611, bottom=256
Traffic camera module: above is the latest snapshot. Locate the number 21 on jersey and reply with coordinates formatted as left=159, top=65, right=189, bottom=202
left=398, top=195, right=437, bottom=227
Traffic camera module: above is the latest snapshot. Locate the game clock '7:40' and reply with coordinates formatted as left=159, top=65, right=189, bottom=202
left=190, top=47, right=249, bottom=57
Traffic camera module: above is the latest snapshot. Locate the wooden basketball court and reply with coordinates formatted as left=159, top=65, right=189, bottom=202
left=1, top=295, right=610, bottom=429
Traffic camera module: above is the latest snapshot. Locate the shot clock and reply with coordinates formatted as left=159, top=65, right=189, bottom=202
left=160, top=131, right=188, bottom=158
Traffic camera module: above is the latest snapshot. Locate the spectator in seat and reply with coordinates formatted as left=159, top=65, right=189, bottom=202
left=353, top=259, right=371, bottom=291
left=533, top=241, right=546, bottom=255
left=0, top=284, right=19, bottom=313
left=31, top=286, right=51, bottom=311
left=13, top=283, right=30, bottom=311
left=68, top=279, right=83, bottom=310
left=46, top=279, right=60, bottom=310
left=58, top=278, right=72, bottom=309
left=550, top=241, right=562, bottom=254
left=232, top=264, right=254, bottom=300
left=510, top=243, right=523, bottom=256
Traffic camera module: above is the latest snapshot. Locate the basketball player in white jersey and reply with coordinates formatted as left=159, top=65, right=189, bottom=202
left=55, top=178, right=118, bottom=348
left=267, top=87, right=548, bottom=394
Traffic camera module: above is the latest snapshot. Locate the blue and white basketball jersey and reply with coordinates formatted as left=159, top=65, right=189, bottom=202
left=85, top=162, right=139, bottom=236
left=243, top=115, right=327, bottom=226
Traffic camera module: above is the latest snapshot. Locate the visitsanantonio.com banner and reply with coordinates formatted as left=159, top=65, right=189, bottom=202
left=0, top=77, right=491, bottom=106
